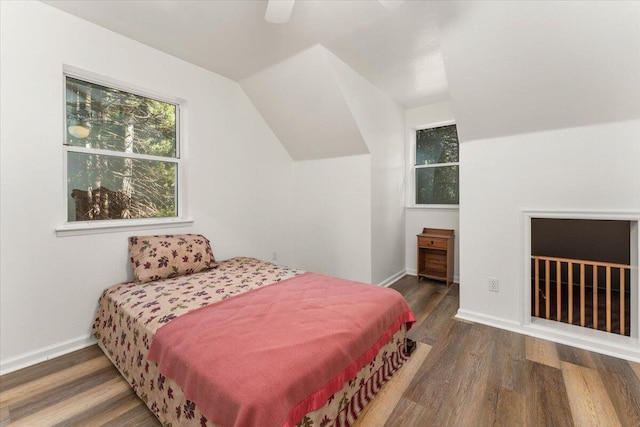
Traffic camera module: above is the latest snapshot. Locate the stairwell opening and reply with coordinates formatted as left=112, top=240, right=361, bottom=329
left=530, top=218, right=637, bottom=337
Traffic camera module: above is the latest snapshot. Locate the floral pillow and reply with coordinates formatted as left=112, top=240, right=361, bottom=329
left=129, top=234, right=217, bottom=283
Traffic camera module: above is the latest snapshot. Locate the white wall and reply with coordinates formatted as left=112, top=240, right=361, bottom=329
left=325, top=50, right=406, bottom=285
left=293, top=156, right=372, bottom=282
left=0, top=1, right=294, bottom=373
left=240, top=45, right=369, bottom=161
left=404, top=102, right=460, bottom=281
left=285, top=47, right=406, bottom=286
left=458, top=121, right=640, bottom=323
left=431, top=0, right=640, bottom=360
left=457, top=121, right=640, bottom=360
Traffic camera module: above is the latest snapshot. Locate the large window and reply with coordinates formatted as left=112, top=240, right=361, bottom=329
left=64, top=75, right=180, bottom=222
left=415, top=124, right=459, bottom=205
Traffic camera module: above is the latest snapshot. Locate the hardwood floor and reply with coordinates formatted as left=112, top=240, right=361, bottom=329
left=2, top=275, right=639, bottom=426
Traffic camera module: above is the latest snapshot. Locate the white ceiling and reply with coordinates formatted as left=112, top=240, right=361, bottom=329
left=241, top=45, right=371, bottom=161
left=434, top=1, right=640, bottom=141
left=43, top=0, right=449, bottom=109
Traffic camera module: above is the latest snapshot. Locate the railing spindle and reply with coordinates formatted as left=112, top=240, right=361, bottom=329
left=620, top=268, right=625, bottom=336
left=580, top=263, right=585, bottom=327
left=556, top=260, right=562, bottom=321
left=593, top=266, right=598, bottom=330
left=606, top=266, right=611, bottom=332
left=568, top=262, right=573, bottom=324
left=535, top=259, right=540, bottom=317
left=545, top=260, right=551, bottom=319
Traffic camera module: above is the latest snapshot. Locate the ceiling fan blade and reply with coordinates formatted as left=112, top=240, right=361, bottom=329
left=265, top=0, right=295, bottom=24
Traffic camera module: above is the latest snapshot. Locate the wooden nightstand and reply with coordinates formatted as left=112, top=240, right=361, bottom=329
left=417, top=228, right=454, bottom=286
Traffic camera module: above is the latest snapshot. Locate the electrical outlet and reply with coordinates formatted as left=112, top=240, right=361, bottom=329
left=488, top=277, right=499, bottom=292
left=271, top=251, right=278, bottom=261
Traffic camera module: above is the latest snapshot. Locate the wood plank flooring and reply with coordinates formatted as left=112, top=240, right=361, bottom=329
left=2, top=275, right=640, bottom=426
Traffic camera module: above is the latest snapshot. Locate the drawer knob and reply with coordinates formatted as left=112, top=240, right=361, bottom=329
left=430, top=240, right=434, bottom=244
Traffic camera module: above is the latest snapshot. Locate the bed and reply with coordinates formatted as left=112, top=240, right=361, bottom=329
left=93, top=234, right=416, bottom=426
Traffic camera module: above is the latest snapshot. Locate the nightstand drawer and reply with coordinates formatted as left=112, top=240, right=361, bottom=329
left=418, top=236, right=447, bottom=250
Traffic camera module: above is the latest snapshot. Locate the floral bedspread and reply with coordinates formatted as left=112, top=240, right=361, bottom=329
left=95, top=257, right=302, bottom=339
left=93, top=257, right=410, bottom=427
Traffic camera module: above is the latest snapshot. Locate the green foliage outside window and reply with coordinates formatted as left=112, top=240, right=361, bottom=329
left=65, top=76, right=179, bottom=221
left=415, top=125, right=459, bottom=205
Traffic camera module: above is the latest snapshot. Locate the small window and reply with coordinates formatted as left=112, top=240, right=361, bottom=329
left=415, top=124, right=459, bottom=205
left=64, top=75, right=180, bottom=222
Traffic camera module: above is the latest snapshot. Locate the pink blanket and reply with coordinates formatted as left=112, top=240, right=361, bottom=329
left=147, top=272, right=415, bottom=427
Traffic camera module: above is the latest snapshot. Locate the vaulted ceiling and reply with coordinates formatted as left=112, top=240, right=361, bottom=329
left=43, top=1, right=639, bottom=148
left=433, top=1, right=640, bottom=141
left=43, top=0, right=449, bottom=109
left=241, top=45, right=370, bottom=161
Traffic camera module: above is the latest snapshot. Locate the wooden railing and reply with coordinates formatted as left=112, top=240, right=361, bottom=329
left=532, top=255, right=631, bottom=335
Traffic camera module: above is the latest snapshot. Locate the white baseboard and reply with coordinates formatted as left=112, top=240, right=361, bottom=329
left=456, top=309, right=640, bottom=363
left=405, top=268, right=459, bottom=284
left=455, top=309, right=522, bottom=331
left=378, top=269, right=407, bottom=288
left=1, top=334, right=97, bottom=375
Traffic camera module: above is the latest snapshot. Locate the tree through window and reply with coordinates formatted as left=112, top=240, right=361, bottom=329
left=415, top=124, right=459, bottom=205
left=64, top=76, right=179, bottom=222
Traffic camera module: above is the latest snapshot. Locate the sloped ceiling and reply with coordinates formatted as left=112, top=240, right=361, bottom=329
left=42, top=0, right=449, bottom=161
left=326, top=1, right=448, bottom=109
left=241, top=45, right=368, bottom=161
left=43, top=0, right=448, bottom=109
left=433, top=1, right=640, bottom=142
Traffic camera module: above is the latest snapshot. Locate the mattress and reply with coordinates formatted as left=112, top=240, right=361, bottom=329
left=93, top=257, right=413, bottom=426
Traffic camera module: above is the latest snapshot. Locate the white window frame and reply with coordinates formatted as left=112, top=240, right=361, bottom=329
left=409, top=119, right=460, bottom=209
left=56, top=67, right=192, bottom=236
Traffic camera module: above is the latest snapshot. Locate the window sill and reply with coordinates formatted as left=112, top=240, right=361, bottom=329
left=406, top=205, right=460, bottom=211
left=55, top=218, right=194, bottom=237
